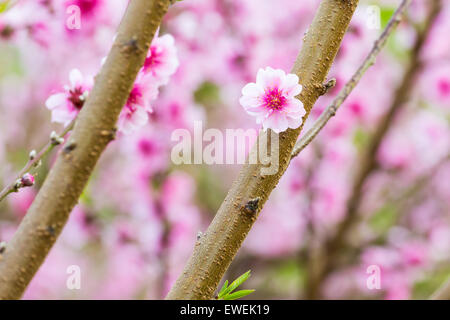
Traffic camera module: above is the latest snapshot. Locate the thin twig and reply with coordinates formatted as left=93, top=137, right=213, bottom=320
left=326, top=154, right=449, bottom=274
left=0, top=120, right=75, bottom=203
left=291, top=0, right=411, bottom=159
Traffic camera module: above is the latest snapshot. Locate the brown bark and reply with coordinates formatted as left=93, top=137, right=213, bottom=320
left=166, top=0, right=359, bottom=300
left=0, top=0, right=172, bottom=299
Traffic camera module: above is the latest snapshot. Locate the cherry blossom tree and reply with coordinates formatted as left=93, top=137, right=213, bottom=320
left=0, top=0, right=448, bottom=300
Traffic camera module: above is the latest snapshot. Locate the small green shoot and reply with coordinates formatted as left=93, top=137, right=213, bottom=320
left=217, top=270, right=255, bottom=300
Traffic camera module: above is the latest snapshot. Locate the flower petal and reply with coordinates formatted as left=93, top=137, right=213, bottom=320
left=240, top=95, right=262, bottom=110
left=286, top=114, right=303, bottom=129
left=257, top=67, right=284, bottom=88
left=282, top=73, right=302, bottom=97
left=283, top=98, right=304, bottom=114
left=245, top=105, right=268, bottom=117
left=262, top=112, right=288, bottom=133
left=242, top=82, right=263, bottom=97
left=69, top=69, right=83, bottom=87
left=45, top=93, right=67, bottom=110
left=51, top=106, right=76, bottom=125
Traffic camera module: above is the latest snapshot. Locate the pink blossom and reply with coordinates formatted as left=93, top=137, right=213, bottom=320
left=20, top=173, right=35, bottom=187
left=45, top=69, right=91, bottom=126
left=8, top=188, right=36, bottom=218
left=117, top=33, right=179, bottom=135
left=143, top=34, right=179, bottom=84
left=239, top=67, right=304, bottom=133
left=117, top=75, right=159, bottom=135
left=399, top=242, right=428, bottom=267
left=421, top=63, right=450, bottom=108
left=120, top=128, right=169, bottom=177
left=65, top=0, right=104, bottom=17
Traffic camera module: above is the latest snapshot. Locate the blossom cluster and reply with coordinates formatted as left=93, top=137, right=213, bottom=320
left=45, top=33, right=179, bottom=134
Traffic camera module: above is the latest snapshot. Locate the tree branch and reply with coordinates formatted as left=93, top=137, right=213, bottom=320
left=314, top=154, right=449, bottom=286
left=431, top=278, right=450, bottom=300
left=291, top=0, right=411, bottom=159
left=304, top=0, right=442, bottom=299
left=0, top=0, right=172, bottom=299
left=166, top=0, right=360, bottom=300
left=0, top=120, right=75, bottom=203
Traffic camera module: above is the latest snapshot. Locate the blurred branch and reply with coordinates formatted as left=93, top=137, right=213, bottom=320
left=291, top=0, right=411, bottom=159
left=166, top=0, right=360, bottom=300
left=0, top=120, right=75, bottom=203
left=0, top=0, right=172, bottom=300
left=305, top=0, right=442, bottom=299
left=301, top=144, right=325, bottom=299
left=431, top=278, right=450, bottom=300
left=328, top=154, right=449, bottom=273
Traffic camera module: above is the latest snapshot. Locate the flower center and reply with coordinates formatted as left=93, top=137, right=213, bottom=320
left=68, top=87, right=85, bottom=109
left=263, top=88, right=287, bottom=111
left=70, top=0, right=100, bottom=15
left=127, top=85, right=143, bottom=109
left=438, top=78, right=450, bottom=97
left=143, top=46, right=161, bottom=72
left=138, top=139, right=155, bottom=156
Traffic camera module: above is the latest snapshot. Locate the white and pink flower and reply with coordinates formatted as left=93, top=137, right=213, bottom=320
left=117, top=75, right=159, bottom=135
left=45, top=69, right=91, bottom=126
left=142, top=34, right=179, bottom=84
left=117, top=34, right=179, bottom=135
left=239, top=67, right=305, bottom=133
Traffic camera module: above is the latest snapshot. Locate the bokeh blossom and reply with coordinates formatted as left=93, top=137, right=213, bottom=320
left=240, top=67, right=304, bottom=133
left=45, top=69, right=91, bottom=126
left=143, top=34, right=179, bottom=84
left=44, top=33, right=179, bottom=135
left=117, top=75, right=158, bottom=135
left=117, top=33, right=180, bottom=135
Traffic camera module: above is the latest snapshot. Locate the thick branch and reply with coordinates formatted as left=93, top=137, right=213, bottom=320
left=0, top=0, right=171, bottom=299
left=166, top=0, right=359, bottom=300
left=305, top=0, right=442, bottom=299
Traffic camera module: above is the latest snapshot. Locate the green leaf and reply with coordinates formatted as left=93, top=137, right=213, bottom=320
left=217, top=280, right=229, bottom=298
left=222, top=289, right=255, bottom=300
left=380, top=6, right=395, bottom=29
left=0, top=1, right=10, bottom=13
left=226, top=270, right=251, bottom=295
left=413, top=272, right=450, bottom=299
left=370, top=204, right=398, bottom=233
left=193, top=81, right=220, bottom=106
left=353, top=127, right=370, bottom=151
left=217, top=270, right=254, bottom=300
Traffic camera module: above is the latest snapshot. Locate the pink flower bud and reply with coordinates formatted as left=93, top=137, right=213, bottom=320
left=20, top=173, right=35, bottom=187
